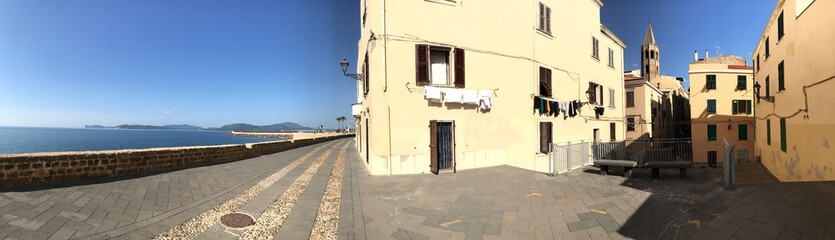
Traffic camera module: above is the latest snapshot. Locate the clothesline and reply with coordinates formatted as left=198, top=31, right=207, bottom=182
left=406, top=82, right=499, bottom=97
left=422, top=85, right=494, bottom=111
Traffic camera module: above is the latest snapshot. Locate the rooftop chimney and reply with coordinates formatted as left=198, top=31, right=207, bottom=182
left=705, top=49, right=709, bottom=59
left=694, top=51, right=698, bottom=61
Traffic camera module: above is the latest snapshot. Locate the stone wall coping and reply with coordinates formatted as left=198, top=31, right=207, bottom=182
left=0, top=139, right=290, bottom=157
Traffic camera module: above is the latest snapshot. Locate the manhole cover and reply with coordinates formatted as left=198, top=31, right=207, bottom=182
left=220, top=212, right=255, bottom=229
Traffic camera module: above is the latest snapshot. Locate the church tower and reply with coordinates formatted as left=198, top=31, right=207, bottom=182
left=642, top=23, right=660, bottom=84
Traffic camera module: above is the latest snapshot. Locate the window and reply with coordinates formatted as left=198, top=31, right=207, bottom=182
left=765, top=37, right=770, bottom=58
left=415, top=45, right=464, bottom=88
left=626, top=92, right=634, bottom=107
left=539, top=67, right=552, bottom=97
left=707, top=99, right=716, bottom=114
left=707, top=125, right=717, bottom=141
left=608, top=48, right=614, bottom=68
left=539, top=122, right=552, bottom=153
left=538, top=3, right=551, bottom=35
left=588, top=82, right=603, bottom=105
left=738, top=124, right=748, bottom=141
left=778, top=11, right=785, bottom=39
left=429, top=49, right=450, bottom=85
left=610, top=122, right=616, bottom=141
left=765, top=76, right=771, bottom=97
left=778, top=61, right=785, bottom=91
left=756, top=55, right=760, bottom=72
left=627, top=118, right=635, bottom=131
left=733, top=100, right=752, bottom=115
left=608, top=88, right=615, bottom=107
left=780, top=118, right=787, bottom=152
left=767, top=119, right=771, bottom=145
left=708, top=151, right=718, bottom=167
left=706, top=75, right=717, bottom=89
left=737, top=75, right=747, bottom=90
left=592, top=37, right=599, bottom=60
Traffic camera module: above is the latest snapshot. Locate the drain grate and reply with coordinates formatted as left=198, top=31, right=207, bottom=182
left=220, top=212, right=255, bottom=229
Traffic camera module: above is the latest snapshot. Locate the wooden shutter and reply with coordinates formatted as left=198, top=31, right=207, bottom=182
left=538, top=3, right=544, bottom=31
left=767, top=119, right=771, bottom=145
left=451, top=121, right=456, bottom=173
left=610, top=122, right=616, bottom=141
left=780, top=118, right=787, bottom=152
left=539, top=67, right=551, bottom=97
left=588, top=82, right=596, bottom=104
left=732, top=100, right=738, bottom=114
left=454, top=48, right=465, bottom=88
left=363, top=53, right=370, bottom=95
left=539, top=122, right=551, bottom=153
left=545, top=7, right=551, bottom=33
left=747, top=100, right=752, bottom=114
left=429, top=120, right=438, bottom=174
left=416, top=45, right=429, bottom=86
left=599, top=85, right=603, bottom=107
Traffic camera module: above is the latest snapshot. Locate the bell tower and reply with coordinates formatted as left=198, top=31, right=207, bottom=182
left=642, top=23, right=660, bottom=84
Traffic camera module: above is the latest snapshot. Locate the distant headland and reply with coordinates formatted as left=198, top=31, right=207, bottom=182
left=85, top=122, right=314, bottom=132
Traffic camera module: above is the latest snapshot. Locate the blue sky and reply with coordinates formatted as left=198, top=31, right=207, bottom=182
left=0, top=0, right=359, bottom=128
left=601, top=0, right=775, bottom=88
left=0, top=0, right=775, bottom=128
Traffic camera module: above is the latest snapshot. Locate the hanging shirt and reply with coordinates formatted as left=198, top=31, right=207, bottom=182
left=545, top=100, right=551, bottom=116
left=533, top=96, right=541, bottom=113
left=478, top=90, right=493, bottom=110
left=462, top=90, right=479, bottom=105
left=551, top=101, right=560, bottom=117
left=424, top=86, right=442, bottom=101
left=539, top=98, right=546, bottom=115
left=443, top=88, right=464, bottom=103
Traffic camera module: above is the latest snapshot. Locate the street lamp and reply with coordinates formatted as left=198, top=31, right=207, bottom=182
left=340, top=59, right=363, bottom=81
left=753, top=82, right=775, bottom=103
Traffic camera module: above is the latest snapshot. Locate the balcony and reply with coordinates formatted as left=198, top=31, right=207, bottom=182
left=352, top=103, right=362, bottom=118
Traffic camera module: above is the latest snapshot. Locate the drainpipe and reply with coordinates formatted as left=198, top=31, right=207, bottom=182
left=382, top=0, right=388, bottom=92
left=388, top=106, right=393, bottom=175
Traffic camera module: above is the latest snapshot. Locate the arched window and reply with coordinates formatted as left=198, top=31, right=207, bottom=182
left=644, top=50, right=649, bottom=59
left=651, top=50, right=656, bottom=59
left=645, top=65, right=649, bottom=75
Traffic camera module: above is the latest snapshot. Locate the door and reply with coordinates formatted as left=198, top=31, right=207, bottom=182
left=593, top=128, right=600, bottom=143
left=429, top=120, right=455, bottom=175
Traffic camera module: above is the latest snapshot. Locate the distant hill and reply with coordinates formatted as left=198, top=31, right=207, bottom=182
left=84, top=125, right=106, bottom=129
left=163, top=124, right=204, bottom=130
left=209, top=122, right=312, bottom=132
left=113, top=124, right=204, bottom=130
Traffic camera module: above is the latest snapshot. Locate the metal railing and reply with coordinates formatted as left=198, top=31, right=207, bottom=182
left=549, top=141, right=592, bottom=175
left=597, top=139, right=693, bottom=165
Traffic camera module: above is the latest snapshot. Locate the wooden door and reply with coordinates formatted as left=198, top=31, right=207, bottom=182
left=429, top=120, right=439, bottom=174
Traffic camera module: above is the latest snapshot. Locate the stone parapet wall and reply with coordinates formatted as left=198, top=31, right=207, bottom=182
left=0, top=134, right=354, bottom=188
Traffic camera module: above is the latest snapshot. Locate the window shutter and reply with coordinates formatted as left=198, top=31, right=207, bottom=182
left=545, top=7, right=551, bottom=33
left=732, top=100, right=738, bottom=114
left=747, top=100, right=752, bottom=114
left=767, top=119, right=771, bottom=145
left=454, top=48, right=465, bottom=88
left=539, top=122, right=551, bottom=153
left=588, top=82, right=595, bottom=104
left=546, top=68, right=552, bottom=97
left=538, top=3, right=544, bottom=31
left=539, top=67, right=551, bottom=97
left=363, top=53, right=370, bottom=95
left=429, top=120, right=438, bottom=174
left=415, top=45, right=429, bottom=86
left=780, top=118, right=787, bottom=152
left=598, top=85, right=604, bottom=106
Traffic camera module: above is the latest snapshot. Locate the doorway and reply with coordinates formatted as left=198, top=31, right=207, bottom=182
left=365, top=118, right=369, bottom=164
left=429, top=120, right=455, bottom=174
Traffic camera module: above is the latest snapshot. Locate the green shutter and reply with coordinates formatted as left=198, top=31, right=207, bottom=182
left=738, top=124, right=748, bottom=140
left=732, top=100, right=738, bottom=114
left=780, top=118, right=787, bottom=152
left=707, top=125, right=717, bottom=141
left=747, top=100, right=753, bottom=114
left=707, top=100, right=716, bottom=114
left=766, top=119, right=771, bottom=145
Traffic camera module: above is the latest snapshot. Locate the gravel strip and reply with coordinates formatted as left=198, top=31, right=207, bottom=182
left=238, top=141, right=347, bottom=240
left=153, top=143, right=331, bottom=240
left=309, top=142, right=349, bottom=240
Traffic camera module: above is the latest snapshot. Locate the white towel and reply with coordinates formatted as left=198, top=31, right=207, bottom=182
left=424, top=86, right=441, bottom=101
left=462, top=90, right=479, bottom=105
left=443, top=88, right=464, bottom=103
left=478, top=90, right=492, bottom=110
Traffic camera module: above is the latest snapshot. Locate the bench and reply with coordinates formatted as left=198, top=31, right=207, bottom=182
left=644, top=161, right=693, bottom=179
left=594, top=159, right=638, bottom=177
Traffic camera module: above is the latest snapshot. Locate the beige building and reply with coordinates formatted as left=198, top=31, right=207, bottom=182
left=752, top=0, right=835, bottom=181
left=352, top=0, right=626, bottom=175
left=689, top=55, right=754, bottom=166
left=623, top=24, right=691, bottom=141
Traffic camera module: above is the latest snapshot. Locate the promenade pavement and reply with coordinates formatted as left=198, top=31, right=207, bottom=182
left=2, top=138, right=835, bottom=239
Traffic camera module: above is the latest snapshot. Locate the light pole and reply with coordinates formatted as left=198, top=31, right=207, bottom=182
left=340, top=59, right=364, bottom=81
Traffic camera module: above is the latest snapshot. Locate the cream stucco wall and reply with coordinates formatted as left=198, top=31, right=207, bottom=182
left=689, top=62, right=755, bottom=165
left=354, top=0, right=625, bottom=175
left=625, top=80, right=662, bottom=140
left=752, top=0, right=835, bottom=181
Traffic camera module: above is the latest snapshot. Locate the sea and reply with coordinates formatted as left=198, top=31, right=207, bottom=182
left=0, top=127, right=283, bottom=154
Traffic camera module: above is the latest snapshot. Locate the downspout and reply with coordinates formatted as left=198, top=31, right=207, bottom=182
left=383, top=0, right=392, bottom=175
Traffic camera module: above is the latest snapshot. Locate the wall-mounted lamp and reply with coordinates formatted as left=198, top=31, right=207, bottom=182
left=340, top=59, right=364, bottom=81
left=753, top=82, right=775, bottom=103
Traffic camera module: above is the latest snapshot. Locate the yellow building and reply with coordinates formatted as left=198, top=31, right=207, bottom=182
left=752, top=0, right=835, bottom=181
left=624, top=75, right=663, bottom=141
left=689, top=55, right=754, bottom=166
left=352, top=0, right=626, bottom=175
